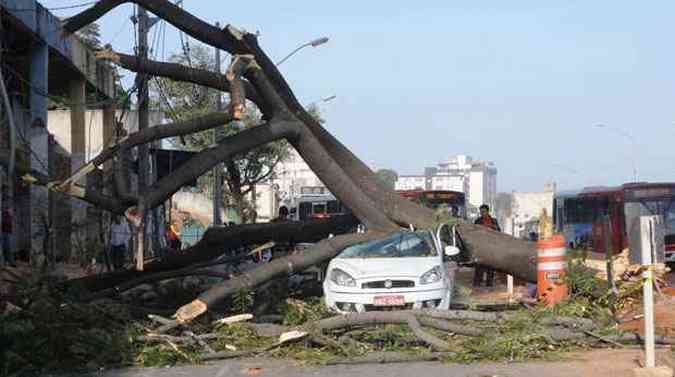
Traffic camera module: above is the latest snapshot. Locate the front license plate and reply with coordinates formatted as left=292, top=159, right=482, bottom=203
left=373, top=295, right=405, bottom=306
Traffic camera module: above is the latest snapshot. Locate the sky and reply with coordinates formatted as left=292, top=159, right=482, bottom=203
left=42, top=0, right=675, bottom=192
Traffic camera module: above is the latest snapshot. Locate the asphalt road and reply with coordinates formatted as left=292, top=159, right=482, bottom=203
left=52, top=354, right=640, bottom=377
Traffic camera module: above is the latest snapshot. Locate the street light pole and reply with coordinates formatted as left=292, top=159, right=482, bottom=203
left=275, top=37, right=329, bottom=66
left=595, top=124, right=638, bottom=182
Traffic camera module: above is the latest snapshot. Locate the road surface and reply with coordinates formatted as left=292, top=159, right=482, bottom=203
left=51, top=349, right=670, bottom=377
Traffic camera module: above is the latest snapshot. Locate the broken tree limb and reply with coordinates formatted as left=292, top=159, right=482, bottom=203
left=309, top=311, right=451, bottom=351
left=325, top=352, right=455, bottom=365
left=96, top=50, right=269, bottom=114
left=457, top=223, right=538, bottom=282
left=86, top=269, right=230, bottom=301
left=417, top=316, right=483, bottom=337
left=63, top=0, right=249, bottom=55
left=68, top=215, right=358, bottom=292
left=225, top=55, right=255, bottom=120
left=141, top=119, right=297, bottom=210
left=175, top=232, right=384, bottom=322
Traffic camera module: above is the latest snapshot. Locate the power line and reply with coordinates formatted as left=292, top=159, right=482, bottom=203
left=3, top=1, right=98, bottom=12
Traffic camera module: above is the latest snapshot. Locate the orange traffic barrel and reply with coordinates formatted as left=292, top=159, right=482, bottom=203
left=537, top=234, right=569, bottom=306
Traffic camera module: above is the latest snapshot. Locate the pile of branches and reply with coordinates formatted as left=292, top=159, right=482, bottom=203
left=127, top=300, right=675, bottom=367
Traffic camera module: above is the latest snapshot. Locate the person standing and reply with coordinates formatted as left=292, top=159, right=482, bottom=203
left=165, top=222, right=182, bottom=251
left=110, top=216, right=131, bottom=270
left=1, top=206, right=15, bottom=267
left=473, top=204, right=501, bottom=287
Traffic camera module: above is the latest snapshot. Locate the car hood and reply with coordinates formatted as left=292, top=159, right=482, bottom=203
left=329, top=257, right=440, bottom=279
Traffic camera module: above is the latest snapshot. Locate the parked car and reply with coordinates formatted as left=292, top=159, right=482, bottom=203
left=323, top=225, right=460, bottom=313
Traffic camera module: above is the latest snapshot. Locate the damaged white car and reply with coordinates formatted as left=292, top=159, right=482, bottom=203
left=323, top=224, right=460, bottom=313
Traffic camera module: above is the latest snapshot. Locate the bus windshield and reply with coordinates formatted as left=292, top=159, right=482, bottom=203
left=624, top=198, right=675, bottom=239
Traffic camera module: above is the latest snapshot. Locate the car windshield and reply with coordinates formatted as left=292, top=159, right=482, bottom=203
left=338, top=231, right=437, bottom=258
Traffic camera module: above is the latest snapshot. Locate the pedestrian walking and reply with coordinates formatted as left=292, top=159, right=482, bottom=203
left=110, top=216, right=131, bottom=270
left=473, top=204, right=500, bottom=287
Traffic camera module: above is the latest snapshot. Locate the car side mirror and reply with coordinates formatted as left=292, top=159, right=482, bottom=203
left=444, top=245, right=460, bottom=257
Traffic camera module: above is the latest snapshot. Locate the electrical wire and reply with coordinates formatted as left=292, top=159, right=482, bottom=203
left=3, top=1, right=97, bottom=12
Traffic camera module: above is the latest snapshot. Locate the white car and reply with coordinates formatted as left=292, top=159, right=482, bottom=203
left=323, top=225, right=460, bottom=313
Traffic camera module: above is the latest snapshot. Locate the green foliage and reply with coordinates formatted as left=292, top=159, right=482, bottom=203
left=1, top=275, right=136, bottom=374
left=213, top=323, right=271, bottom=350
left=374, top=169, right=398, bottom=189
left=232, top=289, right=254, bottom=314
left=281, top=298, right=333, bottom=326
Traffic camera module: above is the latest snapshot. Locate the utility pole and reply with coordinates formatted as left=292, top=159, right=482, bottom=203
left=133, top=6, right=159, bottom=269
left=212, top=21, right=223, bottom=226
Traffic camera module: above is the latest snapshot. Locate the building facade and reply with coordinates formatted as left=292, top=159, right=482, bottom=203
left=395, top=155, right=498, bottom=215
left=1, top=0, right=115, bottom=263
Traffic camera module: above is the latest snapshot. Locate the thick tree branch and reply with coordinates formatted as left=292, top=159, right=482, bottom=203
left=65, top=112, right=233, bottom=191
left=0, top=150, right=128, bottom=214
left=175, top=231, right=384, bottom=322
left=64, top=0, right=248, bottom=54
left=96, top=50, right=270, bottom=115
left=69, top=214, right=358, bottom=294
left=225, top=55, right=254, bottom=120
left=140, top=119, right=297, bottom=210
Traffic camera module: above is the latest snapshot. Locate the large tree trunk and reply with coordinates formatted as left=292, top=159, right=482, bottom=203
left=61, top=0, right=538, bottom=313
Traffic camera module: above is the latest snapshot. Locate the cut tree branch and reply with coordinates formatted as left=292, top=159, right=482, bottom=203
left=95, top=49, right=270, bottom=115
left=68, top=215, right=358, bottom=292
left=140, top=119, right=297, bottom=210
left=175, top=232, right=385, bottom=322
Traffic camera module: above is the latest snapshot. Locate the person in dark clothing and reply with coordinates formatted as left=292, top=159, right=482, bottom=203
left=473, top=204, right=500, bottom=287
left=271, top=206, right=289, bottom=223
left=1, top=206, right=15, bottom=267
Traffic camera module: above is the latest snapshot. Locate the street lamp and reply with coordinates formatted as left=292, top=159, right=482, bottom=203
left=306, top=95, right=336, bottom=107
left=594, top=124, right=638, bottom=182
left=276, top=37, right=330, bottom=66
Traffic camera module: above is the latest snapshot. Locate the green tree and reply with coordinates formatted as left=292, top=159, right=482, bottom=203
left=76, top=22, right=102, bottom=50
left=150, top=43, right=290, bottom=223
left=374, top=169, right=398, bottom=189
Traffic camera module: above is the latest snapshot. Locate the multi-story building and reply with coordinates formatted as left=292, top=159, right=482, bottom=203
left=0, top=0, right=116, bottom=261
left=395, top=155, right=498, bottom=216
left=272, top=149, right=325, bottom=203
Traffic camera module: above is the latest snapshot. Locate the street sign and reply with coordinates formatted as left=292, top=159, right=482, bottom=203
left=628, top=215, right=665, bottom=265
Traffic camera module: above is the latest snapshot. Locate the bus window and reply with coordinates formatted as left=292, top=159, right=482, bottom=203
left=327, top=200, right=340, bottom=214
left=313, top=203, right=327, bottom=215
left=299, top=202, right=313, bottom=220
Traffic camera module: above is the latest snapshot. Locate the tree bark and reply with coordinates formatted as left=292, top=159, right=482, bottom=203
left=103, top=52, right=268, bottom=113
left=141, top=119, right=296, bottom=210
left=175, top=232, right=384, bottom=322
left=68, top=215, right=358, bottom=292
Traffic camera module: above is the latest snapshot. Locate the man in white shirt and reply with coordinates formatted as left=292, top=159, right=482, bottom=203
left=110, top=216, right=131, bottom=270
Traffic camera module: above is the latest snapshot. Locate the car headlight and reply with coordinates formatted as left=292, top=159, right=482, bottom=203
left=330, top=268, right=356, bottom=287
left=420, top=266, right=442, bottom=285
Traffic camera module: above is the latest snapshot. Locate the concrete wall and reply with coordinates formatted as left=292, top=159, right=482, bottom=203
left=48, top=110, right=165, bottom=162
left=1, top=0, right=115, bottom=98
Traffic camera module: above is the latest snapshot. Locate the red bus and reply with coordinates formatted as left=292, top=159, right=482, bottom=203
left=553, top=182, right=675, bottom=260
left=397, top=189, right=467, bottom=218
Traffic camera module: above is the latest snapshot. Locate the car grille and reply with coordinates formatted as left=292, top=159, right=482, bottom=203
left=364, top=303, right=414, bottom=311
left=362, top=280, right=415, bottom=289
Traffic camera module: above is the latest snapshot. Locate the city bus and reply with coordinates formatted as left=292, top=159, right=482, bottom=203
left=280, top=186, right=350, bottom=221
left=396, top=189, right=467, bottom=218
left=553, top=182, right=675, bottom=260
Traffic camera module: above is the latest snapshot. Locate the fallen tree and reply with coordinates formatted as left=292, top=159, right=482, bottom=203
left=47, top=0, right=538, bottom=320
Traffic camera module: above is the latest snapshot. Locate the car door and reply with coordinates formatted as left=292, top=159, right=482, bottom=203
left=435, top=224, right=457, bottom=285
